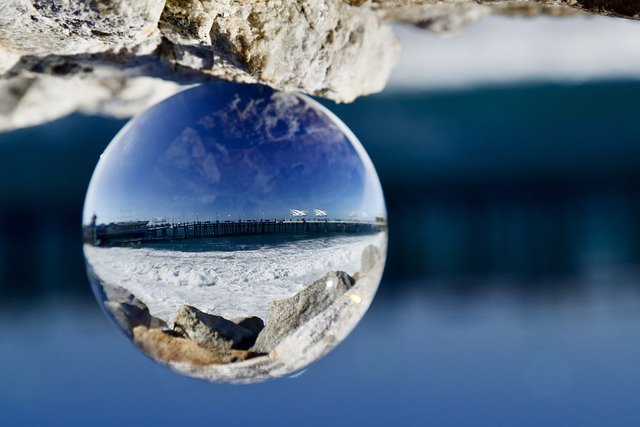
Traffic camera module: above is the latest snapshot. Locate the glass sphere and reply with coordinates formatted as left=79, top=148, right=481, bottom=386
left=83, top=82, right=387, bottom=383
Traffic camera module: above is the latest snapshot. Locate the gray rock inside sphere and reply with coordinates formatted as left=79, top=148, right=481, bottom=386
left=173, top=305, right=259, bottom=352
left=252, top=271, right=355, bottom=353
left=103, top=284, right=166, bottom=337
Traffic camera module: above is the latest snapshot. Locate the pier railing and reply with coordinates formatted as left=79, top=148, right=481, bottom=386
left=84, top=219, right=386, bottom=246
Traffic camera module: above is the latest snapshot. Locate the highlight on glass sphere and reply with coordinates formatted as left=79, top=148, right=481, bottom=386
left=82, top=81, right=387, bottom=383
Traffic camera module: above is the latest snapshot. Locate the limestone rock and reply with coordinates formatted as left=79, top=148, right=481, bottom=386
left=0, top=75, right=184, bottom=131
left=174, top=1, right=399, bottom=102
left=102, top=284, right=166, bottom=337
left=173, top=305, right=259, bottom=352
left=252, top=271, right=355, bottom=353
left=0, top=0, right=165, bottom=56
left=378, top=2, right=494, bottom=35
left=1, top=0, right=639, bottom=130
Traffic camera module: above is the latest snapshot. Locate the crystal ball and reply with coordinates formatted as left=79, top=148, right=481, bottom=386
left=83, top=82, right=387, bottom=383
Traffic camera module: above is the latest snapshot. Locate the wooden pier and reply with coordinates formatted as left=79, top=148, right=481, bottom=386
left=86, top=219, right=386, bottom=246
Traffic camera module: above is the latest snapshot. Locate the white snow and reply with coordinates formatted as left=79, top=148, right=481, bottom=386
left=84, top=233, right=385, bottom=323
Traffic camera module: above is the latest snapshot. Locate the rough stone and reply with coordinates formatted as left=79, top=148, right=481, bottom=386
left=360, top=244, right=381, bottom=277
left=0, top=75, right=184, bottom=131
left=173, top=305, right=259, bottom=352
left=0, top=0, right=165, bottom=56
left=133, top=325, right=258, bottom=366
left=0, top=0, right=638, bottom=130
left=252, top=271, right=355, bottom=353
left=102, top=284, right=166, bottom=337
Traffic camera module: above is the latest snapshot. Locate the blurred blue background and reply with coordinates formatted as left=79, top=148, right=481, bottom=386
left=1, top=79, right=640, bottom=425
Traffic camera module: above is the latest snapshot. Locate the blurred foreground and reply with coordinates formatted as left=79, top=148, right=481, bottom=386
left=1, top=82, right=640, bottom=425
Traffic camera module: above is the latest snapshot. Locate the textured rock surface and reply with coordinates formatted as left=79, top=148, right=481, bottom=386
left=0, top=75, right=184, bottom=130
left=131, top=306, right=267, bottom=367
left=102, top=283, right=166, bottom=337
left=173, top=305, right=259, bottom=352
left=252, top=270, right=356, bottom=353
left=360, top=244, right=381, bottom=276
left=0, top=0, right=638, bottom=130
left=0, top=0, right=165, bottom=56
left=133, top=325, right=258, bottom=366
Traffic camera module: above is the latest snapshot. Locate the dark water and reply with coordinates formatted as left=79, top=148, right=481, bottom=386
left=1, top=82, right=640, bottom=425
left=136, top=232, right=372, bottom=252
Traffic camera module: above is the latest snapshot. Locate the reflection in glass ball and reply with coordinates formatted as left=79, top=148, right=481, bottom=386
left=82, top=82, right=387, bottom=383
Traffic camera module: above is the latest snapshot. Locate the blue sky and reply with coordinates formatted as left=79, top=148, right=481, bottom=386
left=84, top=82, right=385, bottom=224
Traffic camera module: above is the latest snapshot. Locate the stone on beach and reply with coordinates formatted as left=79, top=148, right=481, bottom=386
left=127, top=305, right=268, bottom=367
left=102, top=284, right=167, bottom=337
left=173, top=305, right=260, bottom=352
left=252, top=271, right=355, bottom=353
left=133, top=326, right=257, bottom=366
left=360, top=244, right=381, bottom=276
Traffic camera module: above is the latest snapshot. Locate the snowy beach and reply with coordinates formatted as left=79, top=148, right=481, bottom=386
left=84, top=233, right=386, bottom=323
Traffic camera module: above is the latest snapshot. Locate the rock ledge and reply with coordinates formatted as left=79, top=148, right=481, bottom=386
left=1, top=0, right=637, bottom=130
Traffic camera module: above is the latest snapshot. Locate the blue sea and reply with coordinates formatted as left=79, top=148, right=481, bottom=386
left=1, top=82, right=640, bottom=425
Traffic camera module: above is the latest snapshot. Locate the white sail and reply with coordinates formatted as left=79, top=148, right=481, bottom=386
left=290, top=209, right=307, bottom=217
left=314, top=209, right=328, bottom=217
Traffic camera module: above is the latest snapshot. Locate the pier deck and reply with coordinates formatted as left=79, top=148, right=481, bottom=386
left=85, top=219, right=386, bottom=246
